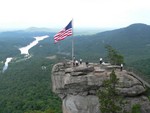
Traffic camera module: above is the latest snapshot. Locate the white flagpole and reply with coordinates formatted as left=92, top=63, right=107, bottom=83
left=58, top=42, right=60, bottom=54
left=72, top=38, right=74, bottom=60
left=71, top=19, right=74, bottom=61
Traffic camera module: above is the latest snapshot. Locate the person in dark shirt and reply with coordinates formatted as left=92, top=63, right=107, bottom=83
left=86, top=61, right=89, bottom=67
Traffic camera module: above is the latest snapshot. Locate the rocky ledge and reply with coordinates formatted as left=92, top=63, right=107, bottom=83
left=51, top=61, right=150, bottom=113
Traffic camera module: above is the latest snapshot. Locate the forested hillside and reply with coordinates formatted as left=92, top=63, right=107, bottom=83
left=59, top=23, right=150, bottom=63
left=0, top=30, right=62, bottom=113
left=0, top=31, right=55, bottom=60
left=0, top=56, right=62, bottom=113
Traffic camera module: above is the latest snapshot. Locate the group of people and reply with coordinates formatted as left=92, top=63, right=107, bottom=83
left=72, top=56, right=89, bottom=67
left=72, top=57, right=124, bottom=71
left=99, top=57, right=123, bottom=71
left=73, top=56, right=83, bottom=67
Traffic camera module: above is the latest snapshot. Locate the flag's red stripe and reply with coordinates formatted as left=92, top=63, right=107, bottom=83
left=54, top=29, right=72, bottom=38
left=54, top=28, right=72, bottom=42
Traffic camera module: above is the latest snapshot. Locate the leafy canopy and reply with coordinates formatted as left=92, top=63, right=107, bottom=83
left=105, top=45, right=124, bottom=65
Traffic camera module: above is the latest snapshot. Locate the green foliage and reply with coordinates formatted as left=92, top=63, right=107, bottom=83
left=128, top=58, right=150, bottom=76
left=0, top=31, right=55, bottom=60
left=25, top=108, right=55, bottom=113
left=0, top=57, right=62, bottom=113
left=131, top=104, right=141, bottom=113
left=97, top=70, right=124, bottom=113
left=105, top=45, right=124, bottom=65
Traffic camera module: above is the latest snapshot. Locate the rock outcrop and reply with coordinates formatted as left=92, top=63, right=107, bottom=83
left=51, top=61, right=150, bottom=113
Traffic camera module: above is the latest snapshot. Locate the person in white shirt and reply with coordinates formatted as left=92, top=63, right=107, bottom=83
left=75, top=60, right=79, bottom=66
left=79, top=59, right=82, bottom=64
left=99, top=58, right=103, bottom=64
left=120, top=64, right=123, bottom=71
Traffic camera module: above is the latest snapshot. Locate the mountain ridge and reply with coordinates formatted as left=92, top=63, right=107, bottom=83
left=0, top=23, right=150, bottom=62
left=63, top=23, right=150, bottom=63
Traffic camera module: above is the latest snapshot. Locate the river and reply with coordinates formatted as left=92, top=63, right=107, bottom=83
left=2, top=57, right=13, bottom=73
left=19, top=35, right=49, bottom=55
left=2, top=35, right=49, bottom=72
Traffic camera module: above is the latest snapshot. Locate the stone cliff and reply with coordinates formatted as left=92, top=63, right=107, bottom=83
left=51, top=61, right=150, bottom=113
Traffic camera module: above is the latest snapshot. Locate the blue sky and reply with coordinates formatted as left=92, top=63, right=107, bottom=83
left=0, top=0, right=150, bottom=30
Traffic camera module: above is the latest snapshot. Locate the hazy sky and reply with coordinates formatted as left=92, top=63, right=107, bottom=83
left=0, top=0, right=150, bottom=30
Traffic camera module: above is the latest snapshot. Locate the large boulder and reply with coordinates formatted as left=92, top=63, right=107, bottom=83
left=63, top=95, right=100, bottom=113
left=51, top=62, right=150, bottom=113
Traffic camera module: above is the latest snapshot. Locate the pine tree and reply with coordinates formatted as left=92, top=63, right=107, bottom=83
left=97, top=70, right=123, bottom=113
left=105, top=45, right=124, bottom=65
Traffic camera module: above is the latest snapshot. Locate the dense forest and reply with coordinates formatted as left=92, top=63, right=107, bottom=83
left=0, top=31, right=62, bottom=113
left=0, top=56, right=62, bottom=113
left=0, top=23, right=150, bottom=112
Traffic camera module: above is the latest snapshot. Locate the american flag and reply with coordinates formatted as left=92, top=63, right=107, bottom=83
left=54, top=20, right=73, bottom=43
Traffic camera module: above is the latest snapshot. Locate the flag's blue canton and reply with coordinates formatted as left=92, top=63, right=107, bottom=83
left=65, top=21, right=72, bottom=30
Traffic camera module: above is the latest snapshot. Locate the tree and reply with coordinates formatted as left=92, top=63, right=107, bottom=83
left=97, top=70, right=124, bottom=113
left=105, top=45, right=124, bottom=65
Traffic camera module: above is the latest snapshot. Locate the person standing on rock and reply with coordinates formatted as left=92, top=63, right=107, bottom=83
left=86, top=61, right=89, bottom=67
left=73, top=56, right=75, bottom=66
left=120, top=63, right=123, bottom=71
left=79, top=59, right=82, bottom=64
left=75, top=60, right=79, bottom=66
left=99, top=58, right=103, bottom=64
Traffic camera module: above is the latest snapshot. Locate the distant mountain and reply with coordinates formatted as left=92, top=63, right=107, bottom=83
left=95, top=23, right=150, bottom=60
left=0, top=23, right=150, bottom=63
left=56, top=23, right=150, bottom=63
left=0, top=29, right=55, bottom=60
left=24, top=27, right=57, bottom=32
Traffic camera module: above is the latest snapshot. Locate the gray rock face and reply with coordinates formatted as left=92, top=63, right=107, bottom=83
left=124, top=96, right=150, bottom=113
left=63, top=95, right=100, bottom=113
left=52, top=62, right=150, bottom=113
